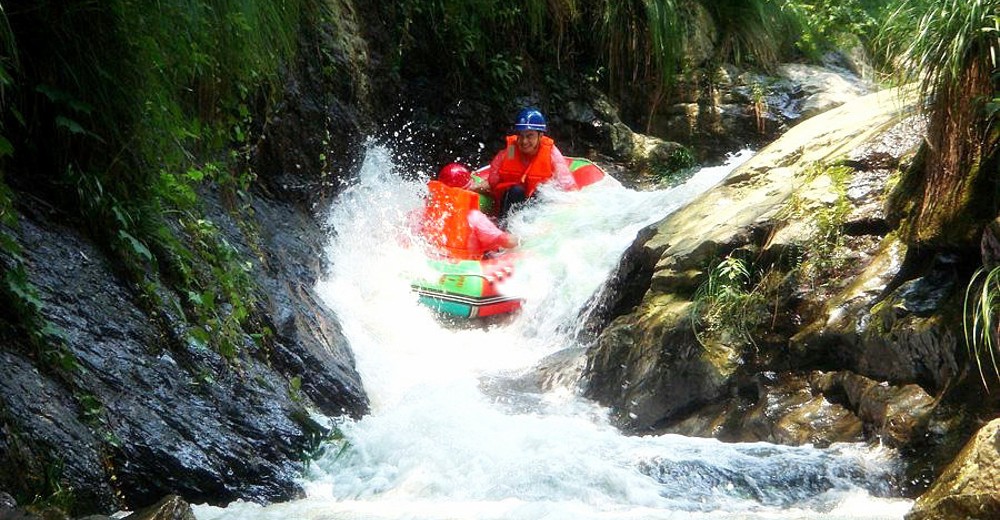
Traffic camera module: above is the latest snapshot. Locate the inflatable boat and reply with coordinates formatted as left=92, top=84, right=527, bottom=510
left=412, top=157, right=605, bottom=319
left=411, top=254, right=522, bottom=318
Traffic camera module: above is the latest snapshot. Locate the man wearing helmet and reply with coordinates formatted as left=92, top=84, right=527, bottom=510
left=481, top=107, right=576, bottom=219
left=421, top=162, right=518, bottom=259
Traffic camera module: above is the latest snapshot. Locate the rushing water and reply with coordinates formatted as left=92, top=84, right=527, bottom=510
left=194, top=144, right=913, bottom=520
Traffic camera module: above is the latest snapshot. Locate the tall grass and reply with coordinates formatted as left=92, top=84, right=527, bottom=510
left=880, top=0, right=1000, bottom=243
left=964, top=266, right=1000, bottom=389
left=595, top=0, right=681, bottom=93
left=703, top=0, right=794, bottom=70
left=384, top=0, right=821, bottom=112
left=4, top=0, right=303, bottom=189
left=883, top=0, right=1000, bottom=389
left=881, top=0, right=997, bottom=100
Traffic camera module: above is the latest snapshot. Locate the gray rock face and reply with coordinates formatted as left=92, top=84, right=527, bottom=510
left=0, top=194, right=368, bottom=513
left=585, top=298, right=739, bottom=431
left=776, top=63, right=872, bottom=120
left=122, top=495, right=197, bottom=520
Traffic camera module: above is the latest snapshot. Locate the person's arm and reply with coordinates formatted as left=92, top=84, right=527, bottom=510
left=479, top=149, right=505, bottom=191
left=469, top=170, right=490, bottom=192
left=469, top=210, right=517, bottom=251
left=549, top=145, right=577, bottom=190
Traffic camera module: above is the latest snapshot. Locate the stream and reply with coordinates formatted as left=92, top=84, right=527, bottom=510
left=194, top=143, right=912, bottom=520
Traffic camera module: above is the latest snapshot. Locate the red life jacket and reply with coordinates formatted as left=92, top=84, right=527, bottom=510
left=423, top=180, right=485, bottom=260
left=495, top=135, right=555, bottom=198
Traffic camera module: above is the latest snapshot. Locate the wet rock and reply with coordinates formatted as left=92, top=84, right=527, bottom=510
left=561, top=92, right=688, bottom=187
left=664, top=370, right=934, bottom=448
left=584, top=87, right=923, bottom=437
left=253, top=12, right=372, bottom=207
left=246, top=196, right=369, bottom=418
left=0, top=349, right=114, bottom=510
left=810, top=372, right=935, bottom=447
left=0, top=195, right=368, bottom=513
left=0, top=508, right=39, bottom=520
left=121, top=495, right=194, bottom=520
left=776, top=63, right=871, bottom=120
left=666, top=371, right=864, bottom=447
left=981, top=217, right=1000, bottom=269
left=584, top=295, right=739, bottom=432
left=531, top=348, right=588, bottom=393
left=907, top=419, right=1000, bottom=520
left=653, top=62, right=874, bottom=164
left=793, top=249, right=961, bottom=392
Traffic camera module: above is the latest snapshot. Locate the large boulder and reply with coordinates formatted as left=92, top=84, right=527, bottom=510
left=583, top=86, right=923, bottom=437
left=906, top=419, right=1000, bottom=520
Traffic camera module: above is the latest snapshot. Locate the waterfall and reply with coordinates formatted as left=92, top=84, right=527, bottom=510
left=194, top=143, right=912, bottom=520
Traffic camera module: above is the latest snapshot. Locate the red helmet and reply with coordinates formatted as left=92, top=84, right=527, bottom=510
left=438, top=162, right=472, bottom=188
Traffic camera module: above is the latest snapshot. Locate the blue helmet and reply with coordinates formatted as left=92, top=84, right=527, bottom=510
left=514, top=107, right=547, bottom=132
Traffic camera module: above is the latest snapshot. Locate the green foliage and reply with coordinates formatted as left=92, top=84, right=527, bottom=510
left=288, top=375, right=303, bottom=402
left=880, top=0, right=997, bottom=99
left=878, top=0, right=998, bottom=244
left=702, top=0, right=798, bottom=70
left=178, top=216, right=258, bottom=361
left=32, top=458, right=76, bottom=514
left=0, top=176, right=78, bottom=373
left=809, top=163, right=853, bottom=263
left=692, top=254, right=769, bottom=349
left=650, top=146, right=698, bottom=186
left=0, top=2, right=296, bottom=366
left=376, top=0, right=897, bottom=122
left=595, top=0, right=682, bottom=93
left=781, top=0, right=894, bottom=61
left=778, top=162, right=855, bottom=284
left=964, top=266, right=1000, bottom=389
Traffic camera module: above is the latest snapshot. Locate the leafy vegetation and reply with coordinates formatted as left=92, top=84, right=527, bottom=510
left=880, top=0, right=1000, bottom=244
left=877, top=0, right=1000, bottom=390
left=377, top=0, right=897, bottom=122
left=692, top=254, right=769, bottom=350
left=691, top=160, right=863, bottom=352
left=0, top=1, right=311, bottom=364
left=964, top=265, right=1000, bottom=389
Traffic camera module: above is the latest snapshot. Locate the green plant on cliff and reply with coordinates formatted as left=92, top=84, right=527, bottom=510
left=692, top=254, right=768, bottom=349
left=808, top=163, right=853, bottom=275
left=0, top=177, right=78, bottom=373
left=381, top=0, right=824, bottom=116
left=775, top=162, right=854, bottom=287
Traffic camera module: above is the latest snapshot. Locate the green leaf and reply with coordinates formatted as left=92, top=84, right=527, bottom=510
left=189, top=326, right=210, bottom=349
left=118, top=230, right=153, bottom=262
left=185, top=167, right=205, bottom=182
left=0, top=135, right=13, bottom=159
left=6, top=268, right=43, bottom=311
left=201, top=290, right=216, bottom=312
left=55, top=115, right=87, bottom=135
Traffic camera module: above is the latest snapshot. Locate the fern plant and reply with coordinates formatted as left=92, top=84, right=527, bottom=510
left=692, top=255, right=767, bottom=349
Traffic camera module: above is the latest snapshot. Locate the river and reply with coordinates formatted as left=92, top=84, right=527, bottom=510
left=194, top=144, right=913, bottom=520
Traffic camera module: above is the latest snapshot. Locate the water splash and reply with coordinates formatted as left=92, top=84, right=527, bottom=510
left=193, top=144, right=911, bottom=520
